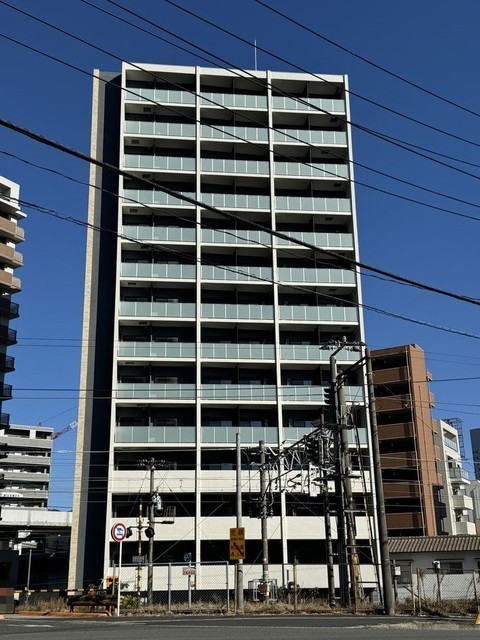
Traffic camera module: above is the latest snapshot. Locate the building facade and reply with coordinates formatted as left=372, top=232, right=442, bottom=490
left=371, top=344, right=443, bottom=537
left=0, top=178, right=24, bottom=429
left=436, top=419, right=475, bottom=535
left=69, top=64, right=376, bottom=590
left=470, top=428, right=480, bottom=481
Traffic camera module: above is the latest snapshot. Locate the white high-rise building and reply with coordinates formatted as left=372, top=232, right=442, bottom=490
left=69, top=63, right=376, bottom=592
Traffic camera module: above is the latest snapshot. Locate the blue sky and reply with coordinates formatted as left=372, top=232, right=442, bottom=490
left=1, top=0, right=480, bottom=509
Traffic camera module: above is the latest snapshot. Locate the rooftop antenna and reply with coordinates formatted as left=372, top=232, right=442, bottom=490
left=254, top=39, right=258, bottom=71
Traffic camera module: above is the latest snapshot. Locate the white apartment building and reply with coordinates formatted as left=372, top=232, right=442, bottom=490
left=69, top=64, right=376, bottom=592
left=437, top=419, right=475, bottom=535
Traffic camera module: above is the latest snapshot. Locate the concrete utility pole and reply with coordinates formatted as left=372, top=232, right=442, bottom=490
left=259, top=440, right=269, bottom=591
left=365, top=349, right=395, bottom=616
left=236, top=433, right=244, bottom=612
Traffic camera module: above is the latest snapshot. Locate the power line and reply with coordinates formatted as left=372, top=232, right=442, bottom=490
left=254, top=0, right=480, bottom=121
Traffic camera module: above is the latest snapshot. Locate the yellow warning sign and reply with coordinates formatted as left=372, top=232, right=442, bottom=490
left=229, top=527, right=245, bottom=560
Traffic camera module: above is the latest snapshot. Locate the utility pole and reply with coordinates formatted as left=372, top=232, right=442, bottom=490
left=365, top=348, right=395, bottom=616
left=136, top=500, right=143, bottom=606
left=330, top=344, right=349, bottom=607
left=236, top=433, right=244, bottom=612
left=259, top=440, right=269, bottom=594
left=321, top=433, right=335, bottom=608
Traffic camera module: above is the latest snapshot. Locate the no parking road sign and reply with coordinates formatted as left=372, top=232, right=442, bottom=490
left=111, top=522, right=128, bottom=542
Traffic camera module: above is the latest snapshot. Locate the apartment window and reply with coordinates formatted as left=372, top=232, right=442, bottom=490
left=395, top=561, right=412, bottom=585
left=441, top=561, right=463, bottom=574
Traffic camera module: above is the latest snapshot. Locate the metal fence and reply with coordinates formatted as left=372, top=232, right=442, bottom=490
left=116, top=561, right=230, bottom=613
left=395, top=568, right=480, bottom=615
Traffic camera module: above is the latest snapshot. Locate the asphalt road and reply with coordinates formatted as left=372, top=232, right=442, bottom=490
left=0, top=616, right=479, bottom=640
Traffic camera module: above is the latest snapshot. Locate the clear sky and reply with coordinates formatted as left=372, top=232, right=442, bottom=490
left=0, top=0, right=479, bottom=509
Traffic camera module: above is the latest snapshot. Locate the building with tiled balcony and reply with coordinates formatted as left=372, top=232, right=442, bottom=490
left=0, top=178, right=24, bottom=427
left=69, top=64, right=375, bottom=590
left=371, top=344, right=443, bottom=537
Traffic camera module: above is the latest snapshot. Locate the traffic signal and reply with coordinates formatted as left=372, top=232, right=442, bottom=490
left=323, top=385, right=336, bottom=423
left=305, top=436, right=320, bottom=463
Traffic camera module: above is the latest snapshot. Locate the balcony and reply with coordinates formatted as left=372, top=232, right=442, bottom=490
left=455, top=520, right=477, bottom=535
left=449, top=467, right=470, bottom=483
left=201, top=384, right=276, bottom=402
left=125, top=121, right=196, bottom=138
left=0, top=353, right=14, bottom=372
left=375, top=394, right=411, bottom=412
left=125, top=87, right=195, bottom=105
left=123, top=190, right=195, bottom=207
left=0, top=382, right=12, bottom=399
left=0, top=325, right=16, bottom=346
left=378, top=422, right=415, bottom=441
left=274, top=161, right=348, bottom=180
left=202, top=229, right=272, bottom=246
left=201, top=265, right=272, bottom=283
left=383, top=482, right=420, bottom=499
left=202, top=344, right=275, bottom=361
left=115, top=425, right=196, bottom=444
left=372, top=366, right=409, bottom=385
left=0, top=434, right=51, bottom=449
left=0, top=412, right=9, bottom=427
left=201, top=92, right=267, bottom=109
left=280, top=345, right=359, bottom=362
left=116, top=383, right=195, bottom=400
left=201, top=193, right=270, bottom=210
left=279, top=305, right=358, bottom=324
left=119, top=301, right=195, bottom=319
left=278, top=267, right=355, bottom=286
left=273, top=129, right=347, bottom=146
left=0, top=244, right=23, bottom=268
left=0, top=217, right=24, bottom=243
left=275, top=196, right=350, bottom=213
left=0, top=271, right=21, bottom=293
left=380, top=451, right=417, bottom=468
left=201, top=425, right=277, bottom=444
left=452, top=494, right=473, bottom=511
left=201, top=124, right=268, bottom=143
left=124, top=155, right=195, bottom=172
left=120, top=263, right=196, bottom=280
left=443, top=437, right=459, bottom=452
left=117, top=342, right=195, bottom=359
left=281, top=385, right=363, bottom=403
left=276, top=232, right=353, bottom=249
left=386, top=512, right=423, bottom=530
left=122, top=226, right=196, bottom=243
left=201, top=303, right=273, bottom=321
left=272, top=96, right=345, bottom=113
left=0, top=297, right=19, bottom=319
left=201, top=158, right=269, bottom=176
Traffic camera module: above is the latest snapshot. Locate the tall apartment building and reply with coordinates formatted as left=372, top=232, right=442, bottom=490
left=69, top=64, right=375, bottom=589
left=436, top=419, right=475, bottom=535
left=371, top=344, right=443, bottom=537
left=0, top=178, right=24, bottom=428
left=470, top=428, right=480, bottom=481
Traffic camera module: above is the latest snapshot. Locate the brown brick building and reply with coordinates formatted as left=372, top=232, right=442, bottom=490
left=371, top=344, right=443, bottom=536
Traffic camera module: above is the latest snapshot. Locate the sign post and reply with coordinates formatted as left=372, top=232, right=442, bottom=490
left=111, top=523, right=127, bottom=617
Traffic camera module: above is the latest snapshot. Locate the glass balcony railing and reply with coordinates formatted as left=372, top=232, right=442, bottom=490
left=278, top=267, right=356, bottom=285
left=202, top=229, right=271, bottom=246
left=201, top=92, right=268, bottom=109
left=280, top=345, right=359, bottom=361
left=124, top=87, right=195, bottom=105
left=119, top=301, right=196, bottom=318
left=201, top=193, right=270, bottom=210
left=202, top=425, right=277, bottom=444
left=118, top=342, right=196, bottom=358
left=449, top=467, right=470, bottom=481
left=276, top=232, right=353, bottom=249
left=121, top=263, right=196, bottom=279
left=201, top=384, right=277, bottom=401
left=202, top=344, right=275, bottom=360
left=115, top=425, right=196, bottom=443
left=202, top=265, right=272, bottom=282
left=273, top=129, right=347, bottom=146
left=444, top=437, right=459, bottom=452
left=201, top=124, right=268, bottom=142
left=272, top=96, right=345, bottom=113
left=279, top=306, right=358, bottom=323
left=201, top=303, right=273, bottom=321
left=201, top=158, right=269, bottom=175
left=117, top=383, right=196, bottom=400
left=125, top=121, right=196, bottom=138
left=123, top=190, right=195, bottom=207
left=122, top=226, right=196, bottom=243
left=274, top=162, right=348, bottom=179
left=280, top=385, right=364, bottom=402
left=275, top=196, right=350, bottom=212
left=283, top=426, right=316, bottom=440
left=124, top=155, right=195, bottom=172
